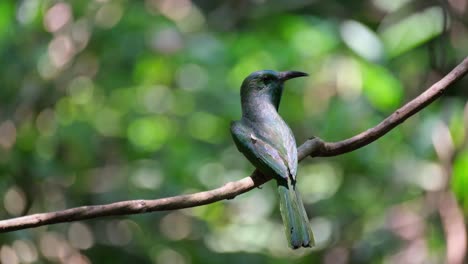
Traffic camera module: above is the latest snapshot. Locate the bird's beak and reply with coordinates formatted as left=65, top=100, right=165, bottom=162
left=279, top=71, right=308, bottom=82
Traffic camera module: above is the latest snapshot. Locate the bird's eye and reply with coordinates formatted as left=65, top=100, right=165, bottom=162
left=262, top=75, right=273, bottom=83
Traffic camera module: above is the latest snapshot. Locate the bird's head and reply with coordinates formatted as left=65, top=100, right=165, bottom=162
left=240, top=70, right=308, bottom=109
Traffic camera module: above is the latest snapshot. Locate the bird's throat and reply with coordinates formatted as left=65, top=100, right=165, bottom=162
left=241, top=97, right=280, bottom=123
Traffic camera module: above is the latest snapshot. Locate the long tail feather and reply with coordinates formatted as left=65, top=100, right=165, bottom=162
left=277, top=178, right=315, bottom=249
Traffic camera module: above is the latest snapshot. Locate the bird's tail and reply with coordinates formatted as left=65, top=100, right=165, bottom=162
left=277, top=178, right=315, bottom=249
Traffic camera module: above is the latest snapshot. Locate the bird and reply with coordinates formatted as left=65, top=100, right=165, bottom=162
left=230, top=70, right=314, bottom=249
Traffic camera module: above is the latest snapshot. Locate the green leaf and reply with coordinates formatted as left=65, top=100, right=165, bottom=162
left=452, top=151, right=468, bottom=210
left=380, top=7, right=445, bottom=58
left=360, top=62, right=403, bottom=111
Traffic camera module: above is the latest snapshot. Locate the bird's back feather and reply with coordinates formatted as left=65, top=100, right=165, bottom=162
left=231, top=121, right=289, bottom=180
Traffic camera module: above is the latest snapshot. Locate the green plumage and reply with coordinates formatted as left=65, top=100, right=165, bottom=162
left=231, top=70, right=314, bottom=249
left=277, top=179, right=314, bottom=247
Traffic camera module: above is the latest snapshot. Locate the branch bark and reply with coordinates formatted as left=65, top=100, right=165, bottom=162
left=1, top=56, right=467, bottom=233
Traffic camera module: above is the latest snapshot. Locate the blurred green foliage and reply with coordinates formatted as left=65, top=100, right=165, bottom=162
left=0, top=0, right=467, bottom=263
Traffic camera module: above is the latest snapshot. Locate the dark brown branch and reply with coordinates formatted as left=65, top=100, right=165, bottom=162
left=0, top=56, right=467, bottom=233
left=306, top=56, right=468, bottom=157
left=0, top=172, right=270, bottom=233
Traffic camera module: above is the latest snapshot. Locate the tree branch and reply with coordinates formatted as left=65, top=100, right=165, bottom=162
left=0, top=56, right=467, bottom=233
left=306, top=56, right=468, bottom=157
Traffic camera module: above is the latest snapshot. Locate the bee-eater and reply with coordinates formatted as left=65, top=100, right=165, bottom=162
left=231, top=70, right=314, bottom=248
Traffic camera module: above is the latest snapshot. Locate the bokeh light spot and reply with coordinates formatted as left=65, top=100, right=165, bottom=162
left=71, top=19, right=91, bottom=51
left=3, top=186, right=26, bottom=216
left=360, top=61, right=403, bottom=111
left=55, top=97, right=77, bottom=124
left=151, top=0, right=192, bottom=21
left=68, top=222, right=94, bottom=250
left=48, top=35, right=75, bottom=68
left=44, top=2, right=72, bottom=32
left=372, top=0, right=412, bottom=12
left=187, top=112, right=223, bottom=143
left=298, top=163, right=343, bottom=203
left=150, top=28, right=184, bottom=54
left=68, top=76, right=94, bottom=104
left=37, top=53, right=59, bottom=80
left=340, top=20, right=384, bottom=62
left=39, top=232, right=70, bottom=260
left=160, top=212, right=192, bottom=240
left=0, top=120, right=17, bottom=150
left=131, top=160, right=163, bottom=190
left=196, top=162, right=225, bottom=188
left=0, top=245, right=18, bottom=264
left=310, top=217, right=333, bottom=248
left=137, top=85, right=173, bottom=114
left=93, top=107, right=122, bottom=136
left=175, top=4, right=206, bottom=33
left=127, top=117, right=171, bottom=151
left=12, top=240, right=38, bottom=263
left=291, top=24, right=337, bottom=58
left=66, top=253, right=91, bottom=264
left=88, top=165, right=125, bottom=194
left=106, top=220, right=133, bottom=246
left=95, top=3, right=123, bottom=29
left=335, top=57, right=362, bottom=100
left=35, top=135, right=55, bottom=160
left=155, top=248, right=187, bottom=264
left=17, top=0, right=39, bottom=25
left=36, top=109, right=57, bottom=136
left=176, top=64, right=208, bottom=91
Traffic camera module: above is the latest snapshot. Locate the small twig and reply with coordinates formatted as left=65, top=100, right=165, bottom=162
left=0, top=56, right=467, bottom=233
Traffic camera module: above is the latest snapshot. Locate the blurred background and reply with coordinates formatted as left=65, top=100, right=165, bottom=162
left=0, top=0, right=467, bottom=263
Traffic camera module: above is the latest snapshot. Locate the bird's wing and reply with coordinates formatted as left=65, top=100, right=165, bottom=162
left=251, top=120, right=298, bottom=179
left=283, top=126, right=298, bottom=178
left=231, top=121, right=289, bottom=179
